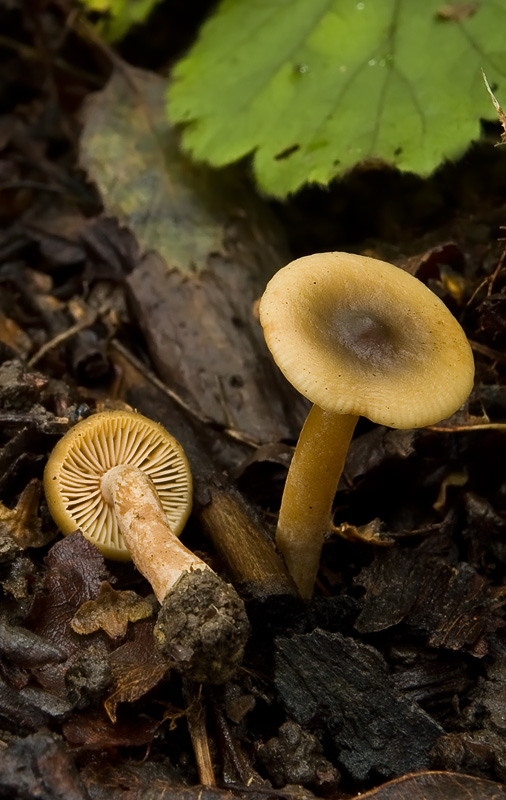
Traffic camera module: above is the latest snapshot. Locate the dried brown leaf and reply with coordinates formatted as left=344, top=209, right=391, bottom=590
left=104, top=662, right=167, bottom=724
left=0, top=479, right=53, bottom=550
left=104, top=621, right=167, bottom=723
left=63, top=709, right=159, bottom=749
left=71, top=581, right=154, bottom=639
left=79, top=67, right=224, bottom=274
left=334, top=518, right=393, bottom=546
left=344, top=427, right=417, bottom=484
left=27, top=532, right=112, bottom=694
left=357, top=769, right=506, bottom=798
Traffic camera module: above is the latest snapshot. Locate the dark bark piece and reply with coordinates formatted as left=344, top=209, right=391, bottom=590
left=0, top=615, right=66, bottom=666
left=354, top=545, right=425, bottom=633
left=16, top=684, right=71, bottom=719
left=0, top=375, right=71, bottom=497
left=155, top=569, right=250, bottom=684
left=358, top=770, right=506, bottom=799
left=0, top=731, right=90, bottom=800
left=344, top=426, right=417, bottom=484
left=275, top=629, right=442, bottom=781
left=469, top=634, right=506, bottom=734
left=407, top=560, right=504, bottom=656
left=355, top=537, right=504, bottom=656
left=0, top=675, right=55, bottom=731
left=0, top=408, right=69, bottom=439
left=437, top=635, right=506, bottom=779
left=463, top=492, right=506, bottom=566
left=389, top=646, right=471, bottom=712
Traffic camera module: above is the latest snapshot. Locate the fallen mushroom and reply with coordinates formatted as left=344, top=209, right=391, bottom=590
left=44, top=410, right=249, bottom=682
left=259, top=252, right=474, bottom=598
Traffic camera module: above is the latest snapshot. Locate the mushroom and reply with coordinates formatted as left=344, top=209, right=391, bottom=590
left=259, top=252, right=475, bottom=598
left=44, top=410, right=249, bottom=682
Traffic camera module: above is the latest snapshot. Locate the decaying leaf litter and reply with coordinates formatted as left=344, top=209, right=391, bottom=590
left=2, top=2, right=506, bottom=799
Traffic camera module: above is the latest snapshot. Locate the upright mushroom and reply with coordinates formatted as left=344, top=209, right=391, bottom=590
left=44, top=410, right=249, bottom=682
left=259, top=252, right=474, bottom=598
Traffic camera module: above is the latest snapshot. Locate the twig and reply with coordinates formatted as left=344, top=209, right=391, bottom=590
left=427, top=422, right=506, bottom=433
left=110, top=340, right=213, bottom=424
left=182, top=682, right=216, bottom=787
left=27, top=310, right=98, bottom=368
left=469, top=340, right=506, bottom=363
left=109, top=339, right=261, bottom=448
left=486, top=242, right=506, bottom=297
left=465, top=241, right=506, bottom=309
left=211, top=694, right=259, bottom=786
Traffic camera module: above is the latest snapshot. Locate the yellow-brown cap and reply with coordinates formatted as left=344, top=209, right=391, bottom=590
left=44, top=410, right=192, bottom=560
left=259, top=252, right=474, bottom=429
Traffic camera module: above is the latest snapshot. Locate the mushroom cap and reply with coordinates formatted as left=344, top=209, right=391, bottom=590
left=44, top=410, right=192, bottom=560
left=259, top=252, right=474, bottom=429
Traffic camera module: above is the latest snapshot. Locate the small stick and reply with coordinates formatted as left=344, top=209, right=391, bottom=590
left=28, top=311, right=97, bottom=368
left=110, top=339, right=260, bottom=448
left=427, top=422, right=506, bottom=433
left=182, top=682, right=216, bottom=787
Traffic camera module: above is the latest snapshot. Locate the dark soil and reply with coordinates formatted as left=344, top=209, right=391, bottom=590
left=2, top=3, right=506, bottom=800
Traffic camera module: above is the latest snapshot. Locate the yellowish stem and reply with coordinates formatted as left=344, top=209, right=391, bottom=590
left=276, top=406, right=358, bottom=598
left=101, top=465, right=207, bottom=603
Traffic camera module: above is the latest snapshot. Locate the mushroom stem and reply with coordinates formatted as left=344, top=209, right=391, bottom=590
left=101, top=465, right=206, bottom=604
left=276, top=406, right=358, bottom=598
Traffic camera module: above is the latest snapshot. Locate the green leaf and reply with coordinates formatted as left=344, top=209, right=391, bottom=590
left=168, top=0, right=506, bottom=197
left=79, top=0, right=162, bottom=41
